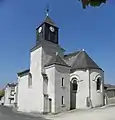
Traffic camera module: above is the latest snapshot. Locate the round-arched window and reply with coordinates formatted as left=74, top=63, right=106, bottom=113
left=72, top=78, right=78, bottom=91
left=96, top=77, right=101, bottom=90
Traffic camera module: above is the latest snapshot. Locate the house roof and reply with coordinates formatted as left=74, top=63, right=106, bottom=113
left=72, top=50, right=102, bottom=70
left=64, top=50, right=102, bottom=71
left=31, top=40, right=65, bottom=52
left=7, top=83, right=17, bottom=87
left=4, top=83, right=17, bottom=90
left=17, top=69, right=30, bottom=77
left=45, top=54, right=70, bottom=67
left=64, top=51, right=80, bottom=59
left=104, top=84, right=115, bottom=89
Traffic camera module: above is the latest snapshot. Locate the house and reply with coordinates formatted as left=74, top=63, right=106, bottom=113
left=104, top=84, right=115, bottom=105
left=0, top=96, right=5, bottom=105
left=0, top=90, right=5, bottom=105
left=17, top=13, right=104, bottom=114
left=4, top=83, right=18, bottom=107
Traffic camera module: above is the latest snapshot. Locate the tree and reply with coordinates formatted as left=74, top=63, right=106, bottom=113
left=0, top=90, right=5, bottom=100
left=79, top=0, right=107, bottom=9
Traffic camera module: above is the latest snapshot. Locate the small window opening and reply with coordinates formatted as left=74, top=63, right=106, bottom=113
left=62, top=77, right=64, bottom=87
left=28, top=73, right=32, bottom=87
left=97, top=78, right=101, bottom=90
left=62, top=96, right=64, bottom=105
left=73, top=80, right=78, bottom=91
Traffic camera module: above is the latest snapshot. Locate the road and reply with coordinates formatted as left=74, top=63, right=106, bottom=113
left=47, top=105, right=115, bottom=120
left=0, top=106, right=47, bottom=120
left=0, top=105, right=115, bottom=120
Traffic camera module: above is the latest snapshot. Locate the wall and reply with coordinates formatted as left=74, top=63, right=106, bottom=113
left=1, top=96, right=4, bottom=104
left=70, top=70, right=89, bottom=109
left=45, top=65, right=55, bottom=113
left=45, top=65, right=70, bottom=114
left=18, top=47, right=44, bottom=113
left=90, top=69, right=104, bottom=107
left=107, top=89, right=115, bottom=98
left=107, top=97, right=115, bottom=104
left=4, top=86, right=16, bottom=106
left=70, top=69, right=104, bottom=109
left=30, top=47, right=44, bottom=113
left=17, top=75, right=34, bottom=112
left=55, top=65, right=70, bottom=113
left=14, top=85, right=18, bottom=107
left=17, top=41, right=65, bottom=113
left=106, top=89, right=115, bottom=105
left=4, top=86, right=11, bottom=106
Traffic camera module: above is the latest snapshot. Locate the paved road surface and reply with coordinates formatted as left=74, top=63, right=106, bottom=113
left=0, top=106, right=47, bottom=120
left=47, top=105, right=115, bottom=120
left=1, top=105, right=115, bottom=120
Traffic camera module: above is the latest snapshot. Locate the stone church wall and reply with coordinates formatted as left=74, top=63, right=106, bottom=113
left=70, top=69, right=89, bottom=109
left=90, top=69, right=104, bottom=107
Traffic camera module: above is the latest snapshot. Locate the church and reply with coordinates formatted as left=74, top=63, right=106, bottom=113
left=17, top=13, right=104, bottom=114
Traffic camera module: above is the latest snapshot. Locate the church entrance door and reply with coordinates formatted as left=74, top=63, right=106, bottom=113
left=70, top=92, right=76, bottom=109
left=70, top=78, right=78, bottom=110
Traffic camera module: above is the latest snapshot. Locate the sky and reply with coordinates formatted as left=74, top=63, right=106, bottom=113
left=0, top=0, right=115, bottom=88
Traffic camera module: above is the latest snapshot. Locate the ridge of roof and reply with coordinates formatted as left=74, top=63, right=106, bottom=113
left=45, top=54, right=70, bottom=67
left=64, top=51, right=80, bottom=59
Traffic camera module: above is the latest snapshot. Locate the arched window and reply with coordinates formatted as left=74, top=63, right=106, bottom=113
left=97, top=77, right=101, bottom=90
left=72, top=79, right=78, bottom=91
left=28, top=73, right=32, bottom=87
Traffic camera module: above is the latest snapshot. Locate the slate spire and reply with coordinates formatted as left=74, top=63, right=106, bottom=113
left=43, top=4, right=57, bottom=27
left=44, top=16, right=57, bottom=27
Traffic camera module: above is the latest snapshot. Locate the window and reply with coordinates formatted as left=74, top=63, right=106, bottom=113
left=97, top=78, right=101, bottom=90
left=28, top=73, right=32, bottom=87
left=62, top=96, right=64, bottom=105
left=73, top=80, right=78, bottom=91
left=62, top=77, right=64, bottom=87
left=10, top=90, right=15, bottom=96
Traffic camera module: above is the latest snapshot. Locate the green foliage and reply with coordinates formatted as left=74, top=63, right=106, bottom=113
left=79, top=0, right=107, bottom=9
left=0, top=90, right=5, bottom=97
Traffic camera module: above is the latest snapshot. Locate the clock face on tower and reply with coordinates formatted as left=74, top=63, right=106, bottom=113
left=38, top=27, right=42, bottom=33
left=49, top=26, right=55, bottom=32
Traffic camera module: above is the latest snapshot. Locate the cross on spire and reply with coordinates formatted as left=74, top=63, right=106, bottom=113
left=46, top=4, right=50, bottom=17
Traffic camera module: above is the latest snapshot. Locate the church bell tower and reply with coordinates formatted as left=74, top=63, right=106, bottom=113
left=36, top=9, right=59, bottom=45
